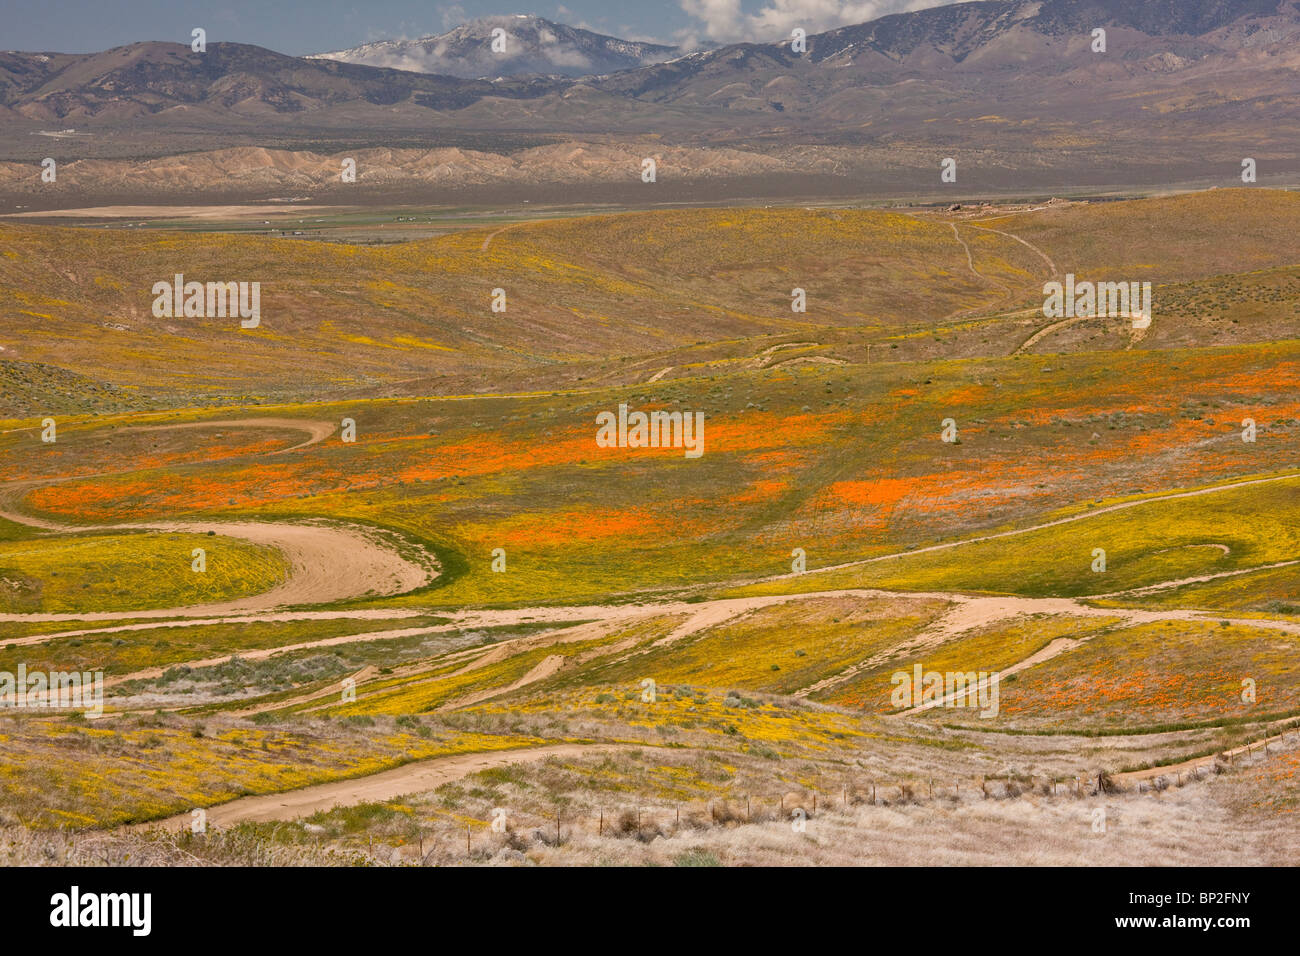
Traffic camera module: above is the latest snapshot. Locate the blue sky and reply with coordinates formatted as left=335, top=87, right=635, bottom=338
left=1, top=0, right=948, bottom=54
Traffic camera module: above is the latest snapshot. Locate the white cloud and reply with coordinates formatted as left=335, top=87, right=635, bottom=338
left=439, top=4, right=468, bottom=32
left=678, top=0, right=956, bottom=44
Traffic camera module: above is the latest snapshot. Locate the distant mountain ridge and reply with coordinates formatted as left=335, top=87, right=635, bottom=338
left=310, top=15, right=683, bottom=79
left=0, top=41, right=559, bottom=124
left=2, top=0, right=1295, bottom=122
left=0, top=0, right=1297, bottom=191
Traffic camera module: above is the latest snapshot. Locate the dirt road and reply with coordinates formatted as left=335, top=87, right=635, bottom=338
left=140, top=743, right=627, bottom=829
left=0, top=418, right=438, bottom=618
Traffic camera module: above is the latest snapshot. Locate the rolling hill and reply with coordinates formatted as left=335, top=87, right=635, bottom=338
left=3, top=189, right=1300, bottom=412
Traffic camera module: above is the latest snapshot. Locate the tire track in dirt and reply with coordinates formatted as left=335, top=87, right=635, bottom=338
left=119, top=417, right=336, bottom=454
left=962, top=222, right=1058, bottom=279
left=940, top=221, right=1015, bottom=322
left=1084, top=558, right=1300, bottom=599
left=740, top=471, right=1300, bottom=588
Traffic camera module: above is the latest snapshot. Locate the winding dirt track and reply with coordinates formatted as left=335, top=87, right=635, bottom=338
left=0, top=419, right=438, bottom=619
left=1115, top=727, right=1297, bottom=784
left=10, top=415, right=1300, bottom=826
left=118, top=418, right=337, bottom=455
left=963, top=220, right=1058, bottom=278
left=139, top=743, right=627, bottom=830
left=736, top=470, right=1300, bottom=589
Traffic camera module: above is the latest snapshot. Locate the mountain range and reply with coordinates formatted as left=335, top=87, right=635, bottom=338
left=310, top=15, right=684, bottom=79
left=1, top=0, right=1297, bottom=195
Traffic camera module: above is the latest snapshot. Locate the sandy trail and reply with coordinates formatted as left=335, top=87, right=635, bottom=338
left=479, top=223, right=517, bottom=250
left=963, top=222, right=1058, bottom=278
left=742, top=470, right=1300, bottom=588
left=796, top=595, right=1038, bottom=698
left=949, top=222, right=997, bottom=287
left=127, top=519, right=435, bottom=615
left=0, top=519, right=437, bottom=621
left=1115, top=726, right=1298, bottom=784
left=305, top=614, right=666, bottom=716
left=0, top=417, right=336, bottom=532
left=1014, top=315, right=1091, bottom=354
left=440, top=654, right=565, bottom=711
left=0, top=417, right=437, bottom=619
left=78, top=579, right=1300, bottom=823
left=958, top=220, right=1155, bottom=356
left=478, top=218, right=561, bottom=252
left=751, top=342, right=818, bottom=368
left=228, top=666, right=378, bottom=718
left=1014, top=312, right=1148, bottom=355
left=61, top=577, right=1300, bottom=702
left=1083, top=558, right=1300, bottom=599
left=138, top=743, right=627, bottom=830
left=769, top=355, right=848, bottom=369
left=897, top=636, right=1082, bottom=716
left=119, top=417, right=336, bottom=454
left=96, top=623, right=463, bottom=689
left=795, top=584, right=1300, bottom=700
left=939, top=221, right=1015, bottom=321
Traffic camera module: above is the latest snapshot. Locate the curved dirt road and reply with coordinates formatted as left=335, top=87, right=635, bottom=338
left=1115, top=725, right=1298, bottom=785
left=739, top=470, right=1300, bottom=588
left=119, top=417, right=336, bottom=455
left=140, top=743, right=627, bottom=830
left=0, top=418, right=438, bottom=618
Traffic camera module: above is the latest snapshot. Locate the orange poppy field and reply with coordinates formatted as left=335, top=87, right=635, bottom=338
left=1, top=190, right=1297, bottom=865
